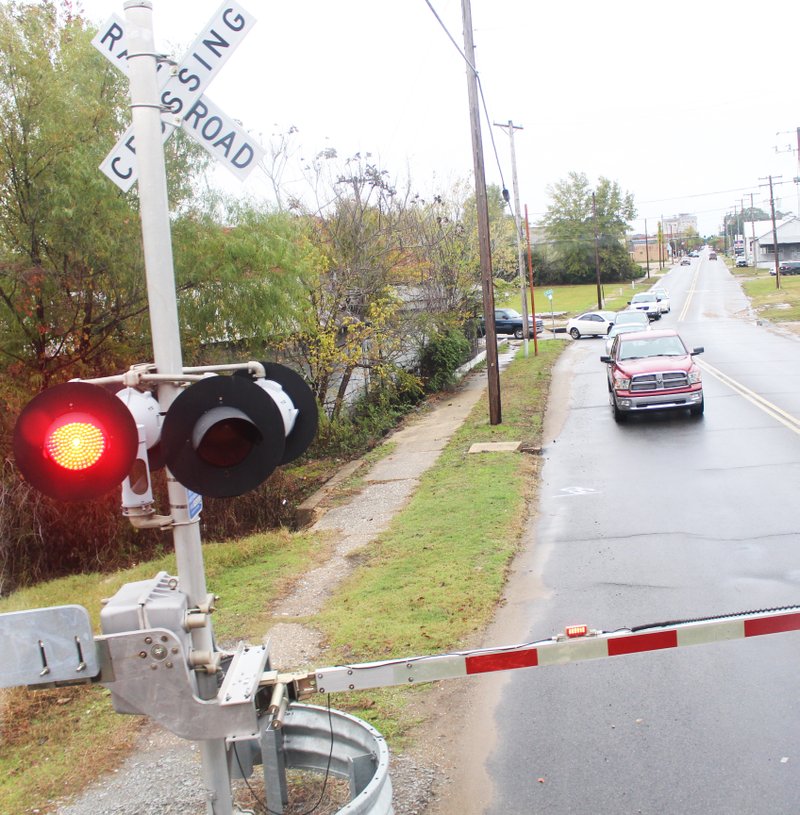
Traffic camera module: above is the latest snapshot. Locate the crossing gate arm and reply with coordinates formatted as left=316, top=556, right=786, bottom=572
left=297, top=606, right=800, bottom=697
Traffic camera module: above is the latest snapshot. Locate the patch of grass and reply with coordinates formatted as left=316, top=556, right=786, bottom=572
left=497, top=280, right=655, bottom=317
left=741, top=273, right=800, bottom=322
left=0, top=685, right=142, bottom=813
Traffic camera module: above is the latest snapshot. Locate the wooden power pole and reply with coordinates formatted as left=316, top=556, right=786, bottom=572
left=462, top=0, right=501, bottom=424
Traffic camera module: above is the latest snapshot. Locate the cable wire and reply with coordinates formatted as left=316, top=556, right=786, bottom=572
left=423, top=0, right=507, bottom=191
left=232, top=695, right=336, bottom=815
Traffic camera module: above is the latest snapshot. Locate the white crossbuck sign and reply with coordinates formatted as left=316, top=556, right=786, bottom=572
left=91, top=1, right=265, bottom=192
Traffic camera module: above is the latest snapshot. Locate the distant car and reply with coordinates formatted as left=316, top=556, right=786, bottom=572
left=613, top=310, right=650, bottom=331
left=627, top=292, right=662, bottom=321
left=566, top=310, right=616, bottom=339
left=605, top=320, right=649, bottom=354
left=709, top=252, right=717, bottom=260
left=600, top=329, right=705, bottom=422
left=680, top=258, right=691, bottom=266
left=651, top=287, right=671, bottom=313
left=688, top=251, right=699, bottom=258
left=735, top=257, right=749, bottom=267
left=778, top=261, right=800, bottom=275
left=478, top=308, right=543, bottom=339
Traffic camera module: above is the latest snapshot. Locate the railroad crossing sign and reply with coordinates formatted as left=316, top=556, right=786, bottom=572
left=91, top=0, right=265, bottom=191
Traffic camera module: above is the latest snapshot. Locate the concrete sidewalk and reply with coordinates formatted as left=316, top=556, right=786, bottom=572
left=266, top=343, right=521, bottom=668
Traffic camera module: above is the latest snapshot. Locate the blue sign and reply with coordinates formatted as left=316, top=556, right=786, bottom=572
left=187, top=489, right=203, bottom=519
left=544, top=289, right=553, bottom=300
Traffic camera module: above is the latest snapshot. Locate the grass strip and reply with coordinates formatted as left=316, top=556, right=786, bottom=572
left=310, top=341, right=562, bottom=742
left=741, top=272, right=800, bottom=322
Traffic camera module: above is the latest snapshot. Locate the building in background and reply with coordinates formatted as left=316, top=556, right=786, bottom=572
left=661, top=213, right=699, bottom=258
left=627, top=234, right=661, bottom=264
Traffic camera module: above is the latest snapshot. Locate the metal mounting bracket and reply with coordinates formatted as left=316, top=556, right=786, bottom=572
left=97, top=628, right=266, bottom=740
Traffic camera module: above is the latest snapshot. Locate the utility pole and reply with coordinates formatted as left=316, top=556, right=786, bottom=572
left=775, top=127, right=800, bottom=216
left=462, top=0, right=500, bottom=423
left=494, top=119, right=529, bottom=356
left=592, top=191, right=602, bottom=309
left=524, top=205, right=539, bottom=356
left=658, top=218, right=664, bottom=269
left=644, top=219, right=651, bottom=279
left=794, top=127, right=800, bottom=218
left=750, top=192, right=757, bottom=267
left=760, top=175, right=782, bottom=288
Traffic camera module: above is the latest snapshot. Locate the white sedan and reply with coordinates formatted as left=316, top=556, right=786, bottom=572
left=651, top=287, right=671, bottom=313
left=566, top=310, right=616, bottom=339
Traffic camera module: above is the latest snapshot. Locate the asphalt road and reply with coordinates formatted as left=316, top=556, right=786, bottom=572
left=438, top=254, right=800, bottom=814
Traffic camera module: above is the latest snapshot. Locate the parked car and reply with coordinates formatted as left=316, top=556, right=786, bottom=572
left=613, top=310, right=650, bottom=331
left=680, top=258, right=691, bottom=266
left=651, top=287, right=671, bottom=313
left=735, top=257, right=749, bottom=267
left=627, top=292, right=662, bottom=320
left=478, top=308, right=543, bottom=339
left=605, top=320, right=649, bottom=354
left=566, top=310, right=616, bottom=339
left=778, top=261, right=800, bottom=275
left=600, top=329, right=704, bottom=422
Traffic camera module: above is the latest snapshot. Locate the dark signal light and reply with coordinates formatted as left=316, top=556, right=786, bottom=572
left=160, top=363, right=318, bottom=499
left=161, top=375, right=285, bottom=498
left=13, top=382, right=139, bottom=502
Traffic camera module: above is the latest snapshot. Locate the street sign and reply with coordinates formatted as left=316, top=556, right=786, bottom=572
left=544, top=288, right=553, bottom=300
left=91, top=1, right=264, bottom=191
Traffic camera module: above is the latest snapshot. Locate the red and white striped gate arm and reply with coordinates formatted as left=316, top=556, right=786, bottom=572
left=311, top=607, right=800, bottom=695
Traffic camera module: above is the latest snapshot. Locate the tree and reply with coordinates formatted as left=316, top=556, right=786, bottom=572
left=404, top=183, right=481, bottom=328
left=280, top=151, right=418, bottom=417
left=0, top=1, right=210, bottom=389
left=460, top=183, right=518, bottom=282
left=172, top=196, right=319, bottom=362
left=542, top=172, right=638, bottom=283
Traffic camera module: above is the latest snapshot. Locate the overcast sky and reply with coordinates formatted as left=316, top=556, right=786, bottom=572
left=80, top=0, right=800, bottom=236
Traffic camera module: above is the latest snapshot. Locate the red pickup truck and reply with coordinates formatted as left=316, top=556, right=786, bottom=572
left=600, top=329, right=704, bottom=422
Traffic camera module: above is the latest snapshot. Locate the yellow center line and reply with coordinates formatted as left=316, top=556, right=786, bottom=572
left=697, top=359, right=800, bottom=435
left=678, top=261, right=702, bottom=322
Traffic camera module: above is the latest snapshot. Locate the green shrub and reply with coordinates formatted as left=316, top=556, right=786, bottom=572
left=418, top=329, right=471, bottom=393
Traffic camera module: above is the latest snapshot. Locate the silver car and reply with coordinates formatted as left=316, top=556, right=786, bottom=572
left=605, top=320, right=649, bottom=354
left=613, top=310, right=650, bottom=331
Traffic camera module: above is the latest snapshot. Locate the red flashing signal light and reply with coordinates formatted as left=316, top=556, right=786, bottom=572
left=44, top=414, right=108, bottom=471
left=13, top=382, right=139, bottom=502
left=565, top=624, right=589, bottom=639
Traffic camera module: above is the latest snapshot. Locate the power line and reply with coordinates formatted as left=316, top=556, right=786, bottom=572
left=423, top=0, right=507, bottom=191
left=639, top=180, right=794, bottom=206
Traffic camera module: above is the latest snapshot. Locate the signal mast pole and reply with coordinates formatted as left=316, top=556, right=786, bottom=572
left=123, top=3, right=232, bottom=812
